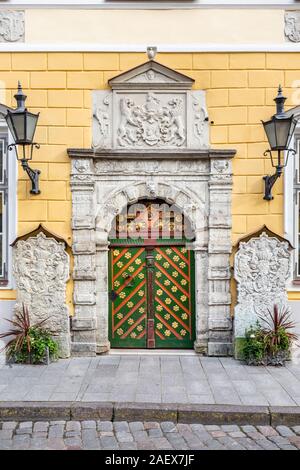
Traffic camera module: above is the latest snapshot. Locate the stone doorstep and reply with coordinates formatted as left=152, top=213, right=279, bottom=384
left=0, top=402, right=300, bottom=426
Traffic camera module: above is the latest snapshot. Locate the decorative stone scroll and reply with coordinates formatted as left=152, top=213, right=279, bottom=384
left=12, top=232, right=71, bottom=358
left=285, top=11, right=300, bottom=42
left=0, top=10, right=24, bottom=43
left=234, top=231, right=292, bottom=341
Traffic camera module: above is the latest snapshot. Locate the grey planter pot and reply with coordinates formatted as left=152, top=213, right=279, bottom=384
left=7, top=347, right=51, bottom=365
left=245, top=349, right=290, bottom=366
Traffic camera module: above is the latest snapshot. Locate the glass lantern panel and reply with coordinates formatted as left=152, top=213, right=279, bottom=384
left=275, top=119, right=292, bottom=149
left=26, top=113, right=39, bottom=143
left=5, top=113, right=18, bottom=143
left=263, top=120, right=277, bottom=149
left=11, top=113, right=26, bottom=142
left=286, top=118, right=297, bottom=149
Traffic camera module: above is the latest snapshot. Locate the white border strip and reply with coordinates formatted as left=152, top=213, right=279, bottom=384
left=1, top=43, right=300, bottom=52
left=0, top=1, right=299, bottom=10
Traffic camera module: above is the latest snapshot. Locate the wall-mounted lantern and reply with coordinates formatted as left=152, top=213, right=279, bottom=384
left=262, top=85, right=297, bottom=200
left=5, top=82, right=41, bottom=194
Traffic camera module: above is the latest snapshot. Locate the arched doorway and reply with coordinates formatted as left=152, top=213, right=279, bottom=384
left=108, top=199, right=196, bottom=349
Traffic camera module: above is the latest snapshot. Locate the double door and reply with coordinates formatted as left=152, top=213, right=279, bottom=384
left=109, top=245, right=195, bottom=348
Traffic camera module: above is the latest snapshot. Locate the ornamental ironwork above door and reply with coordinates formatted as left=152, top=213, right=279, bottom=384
left=110, top=199, right=194, bottom=242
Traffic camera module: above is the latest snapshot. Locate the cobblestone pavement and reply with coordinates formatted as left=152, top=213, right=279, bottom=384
left=0, top=421, right=300, bottom=450
left=1, top=355, right=300, bottom=405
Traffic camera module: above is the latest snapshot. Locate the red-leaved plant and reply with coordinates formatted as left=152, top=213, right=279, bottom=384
left=257, top=304, right=298, bottom=354
left=0, top=304, right=46, bottom=356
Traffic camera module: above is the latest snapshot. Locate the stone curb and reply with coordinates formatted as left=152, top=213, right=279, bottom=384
left=114, top=402, right=177, bottom=422
left=0, top=402, right=299, bottom=425
left=270, top=407, right=300, bottom=426
left=177, top=404, right=270, bottom=425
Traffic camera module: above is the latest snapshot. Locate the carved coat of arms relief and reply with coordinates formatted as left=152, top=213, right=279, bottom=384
left=117, top=92, right=186, bottom=148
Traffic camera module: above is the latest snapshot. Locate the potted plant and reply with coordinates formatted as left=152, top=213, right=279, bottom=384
left=242, top=304, right=298, bottom=366
left=0, top=304, right=59, bottom=364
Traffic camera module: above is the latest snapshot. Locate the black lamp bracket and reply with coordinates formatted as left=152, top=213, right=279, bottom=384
left=8, top=142, right=40, bottom=162
left=8, top=142, right=41, bottom=195
left=263, top=148, right=296, bottom=201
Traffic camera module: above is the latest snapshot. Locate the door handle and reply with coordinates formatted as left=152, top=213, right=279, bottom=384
left=109, top=290, right=118, bottom=301
left=123, top=273, right=134, bottom=287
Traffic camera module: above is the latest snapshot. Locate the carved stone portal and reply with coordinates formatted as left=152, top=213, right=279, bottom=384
left=234, top=231, right=292, bottom=342
left=12, top=232, right=71, bottom=358
left=69, top=57, right=235, bottom=356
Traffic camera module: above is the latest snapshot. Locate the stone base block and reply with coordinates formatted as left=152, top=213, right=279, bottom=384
left=54, top=333, right=71, bottom=359
left=193, top=340, right=207, bottom=355
left=96, top=341, right=110, bottom=354
left=207, top=341, right=233, bottom=356
left=71, top=341, right=97, bottom=356
left=71, top=317, right=97, bottom=330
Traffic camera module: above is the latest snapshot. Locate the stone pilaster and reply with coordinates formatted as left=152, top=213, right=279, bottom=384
left=70, top=158, right=97, bottom=356
left=207, top=156, right=233, bottom=356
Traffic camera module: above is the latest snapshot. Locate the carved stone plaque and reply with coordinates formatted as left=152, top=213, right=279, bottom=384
left=92, top=60, right=209, bottom=151
left=0, top=10, right=24, bottom=43
left=285, top=11, right=300, bottom=42
left=13, top=233, right=71, bottom=358
left=115, top=92, right=186, bottom=148
left=234, top=232, right=292, bottom=338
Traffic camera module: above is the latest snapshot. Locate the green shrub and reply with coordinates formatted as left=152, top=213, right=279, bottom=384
left=243, top=326, right=265, bottom=363
left=9, top=327, right=59, bottom=364
left=0, top=304, right=59, bottom=364
left=242, top=305, right=298, bottom=365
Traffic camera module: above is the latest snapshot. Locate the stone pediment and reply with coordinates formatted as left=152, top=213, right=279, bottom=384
left=93, top=58, right=209, bottom=151
left=108, top=60, right=194, bottom=90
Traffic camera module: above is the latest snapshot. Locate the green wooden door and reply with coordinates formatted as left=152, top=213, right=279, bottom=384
left=109, top=245, right=195, bottom=348
left=109, top=247, right=147, bottom=348
left=153, top=246, right=195, bottom=348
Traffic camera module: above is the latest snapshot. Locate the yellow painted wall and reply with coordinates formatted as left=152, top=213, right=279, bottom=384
left=0, top=51, right=300, bottom=302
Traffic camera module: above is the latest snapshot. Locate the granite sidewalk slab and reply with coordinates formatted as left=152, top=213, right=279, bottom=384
left=0, top=355, right=300, bottom=407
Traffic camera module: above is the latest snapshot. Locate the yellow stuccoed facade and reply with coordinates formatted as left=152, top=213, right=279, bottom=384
left=1, top=51, right=299, bottom=304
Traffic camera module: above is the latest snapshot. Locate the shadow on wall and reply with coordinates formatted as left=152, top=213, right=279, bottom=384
left=0, top=300, right=15, bottom=361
